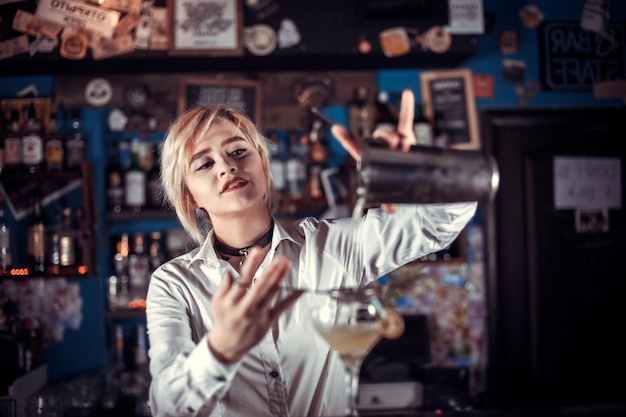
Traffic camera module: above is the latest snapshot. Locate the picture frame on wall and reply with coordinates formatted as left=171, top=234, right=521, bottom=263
left=420, top=68, right=480, bottom=150
left=178, top=77, right=262, bottom=125
left=168, top=0, right=243, bottom=56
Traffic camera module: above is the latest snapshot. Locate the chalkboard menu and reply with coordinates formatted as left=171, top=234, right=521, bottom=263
left=539, top=21, right=626, bottom=91
left=178, top=78, right=262, bottom=124
left=420, top=69, right=480, bottom=150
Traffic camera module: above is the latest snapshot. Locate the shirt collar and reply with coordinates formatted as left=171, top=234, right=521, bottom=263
left=190, top=217, right=300, bottom=267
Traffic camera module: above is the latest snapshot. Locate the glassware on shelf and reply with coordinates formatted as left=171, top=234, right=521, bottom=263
left=310, top=287, right=403, bottom=417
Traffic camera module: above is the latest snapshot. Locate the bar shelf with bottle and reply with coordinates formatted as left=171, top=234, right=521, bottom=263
left=0, top=161, right=98, bottom=279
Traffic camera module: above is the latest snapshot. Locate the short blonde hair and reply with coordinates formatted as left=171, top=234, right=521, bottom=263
left=160, top=106, right=278, bottom=245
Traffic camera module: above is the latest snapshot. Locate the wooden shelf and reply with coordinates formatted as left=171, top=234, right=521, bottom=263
left=104, top=208, right=177, bottom=221
left=105, top=309, right=146, bottom=320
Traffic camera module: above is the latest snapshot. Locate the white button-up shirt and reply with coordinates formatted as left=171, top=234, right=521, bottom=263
left=146, top=202, right=477, bottom=417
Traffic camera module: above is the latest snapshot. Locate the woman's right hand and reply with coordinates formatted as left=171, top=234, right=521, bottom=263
left=331, top=88, right=418, bottom=161
left=207, top=248, right=303, bottom=364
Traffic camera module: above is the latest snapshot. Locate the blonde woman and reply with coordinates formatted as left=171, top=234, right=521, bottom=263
left=146, top=89, right=477, bottom=416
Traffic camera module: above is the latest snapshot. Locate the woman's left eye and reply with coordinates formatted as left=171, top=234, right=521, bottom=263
left=231, top=148, right=247, bottom=157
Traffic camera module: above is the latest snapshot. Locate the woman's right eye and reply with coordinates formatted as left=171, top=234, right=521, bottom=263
left=195, top=160, right=214, bottom=171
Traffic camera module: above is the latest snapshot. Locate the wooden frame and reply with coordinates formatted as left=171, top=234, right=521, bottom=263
left=419, top=68, right=480, bottom=150
left=168, top=0, right=243, bottom=56
left=178, top=77, right=262, bottom=124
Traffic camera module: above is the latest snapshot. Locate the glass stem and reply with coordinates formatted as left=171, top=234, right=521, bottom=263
left=344, top=362, right=361, bottom=416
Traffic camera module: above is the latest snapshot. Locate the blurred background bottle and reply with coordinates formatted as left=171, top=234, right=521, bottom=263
left=21, top=103, right=44, bottom=174
left=0, top=194, right=12, bottom=274
left=44, top=108, right=65, bottom=172
left=65, top=109, right=86, bottom=171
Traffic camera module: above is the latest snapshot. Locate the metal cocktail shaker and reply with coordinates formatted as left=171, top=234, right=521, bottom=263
left=357, top=144, right=499, bottom=205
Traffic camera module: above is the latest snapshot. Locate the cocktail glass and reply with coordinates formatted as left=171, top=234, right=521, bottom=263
left=310, top=287, right=382, bottom=416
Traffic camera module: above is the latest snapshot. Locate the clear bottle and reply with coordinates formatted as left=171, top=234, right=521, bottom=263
left=21, top=103, right=44, bottom=174
left=286, top=130, right=307, bottom=198
left=124, top=144, right=147, bottom=212
left=268, top=131, right=286, bottom=196
left=46, top=204, right=62, bottom=275
left=27, top=194, right=47, bottom=274
left=65, top=109, right=86, bottom=171
left=106, top=146, right=124, bottom=213
left=44, top=109, right=65, bottom=172
left=413, top=102, right=433, bottom=146
left=3, top=109, right=22, bottom=173
left=128, top=232, right=149, bottom=305
left=0, top=194, right=12, bottom=274
left=58, top=206, right=76, bottom=267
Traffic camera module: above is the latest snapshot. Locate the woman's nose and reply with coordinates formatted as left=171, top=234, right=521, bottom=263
left=218, top=160, right=236, bottom=175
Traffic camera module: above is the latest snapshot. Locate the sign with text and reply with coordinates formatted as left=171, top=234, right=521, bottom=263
left=554, top=156, right=622, bottom=209
left=178, top=78, right=261, bottom=124
left=420, top=68, right=480, bottom=149
left=36, top=0, right=120, bottom=39
left=539, top=21, right=626, bottom=91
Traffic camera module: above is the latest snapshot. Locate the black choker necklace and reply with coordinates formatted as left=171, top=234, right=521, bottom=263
left=214, top=223, right=274, bottom=264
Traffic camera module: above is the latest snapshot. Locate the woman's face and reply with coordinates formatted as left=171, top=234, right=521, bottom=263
left=185, top=119, right=268, bottom=221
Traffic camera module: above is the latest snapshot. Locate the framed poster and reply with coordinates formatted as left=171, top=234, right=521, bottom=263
left=420, top=68, right=480, bottom=150
left=168, top=0, right=243, bottom=56
left=178, top=78, right=262, bottom=125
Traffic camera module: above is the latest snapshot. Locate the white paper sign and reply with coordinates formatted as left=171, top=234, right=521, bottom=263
left=554, top=156, right=621, bottom=209
left=446, top=0, right=484, bottom=34
left=36, top=0, right=120, bottom=39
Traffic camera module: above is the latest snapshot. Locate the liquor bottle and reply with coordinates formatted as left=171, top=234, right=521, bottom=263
left=101, top=324, right=124, bottom=411
left=146, top=142, right=163, bottom=209
left=268, top=131, right=286, bottom=196
left=47, top=204, right=62, bottom=275
left=106, top=146, right=124, bottom=213
left=74, top=207, right=91, bottom=271
left=65, top=109, right=86, bottom=171
left=285, top=130, right=307, bottom=198
left=133, top=324, right=150, bottom=385
left=348, top=86, right=374, bottom=140
left=112, top=255, right=129, bottom=310
left=44, top=109, right=65, bottom=171
left=413, top=102, right=433, bottom=146
left=3, top=109, right=22, bottom=173
left=58, top=206, right=76, bottom=267
left=0, top=194, right=12, bottom=274
left=148, top=230, right=165, bottom=271
left=0, top=112, right=5, bottom=174
left=21, top=103, right=44, bottom=174
left=124, top=144, right=146, bottom=212
left=308, top=120, right=327, bottom=199
left=128, top=232, right=149, bottom=305
left=27, top=194, right=46, bottom=274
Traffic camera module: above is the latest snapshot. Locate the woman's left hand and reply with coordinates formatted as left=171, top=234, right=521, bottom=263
left=331, top=88, right=418, bottom=160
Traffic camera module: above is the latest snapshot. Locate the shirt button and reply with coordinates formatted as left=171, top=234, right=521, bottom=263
left=269, top=370, right=279, bottom=378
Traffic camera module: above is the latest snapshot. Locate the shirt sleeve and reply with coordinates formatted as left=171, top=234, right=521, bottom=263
left=358, top=201, right=477, bottom=283
left=146, top=265, right=241, bottom=417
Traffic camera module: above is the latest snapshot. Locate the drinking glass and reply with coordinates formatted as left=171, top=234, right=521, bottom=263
left=310, top=287, right=382, bottom=417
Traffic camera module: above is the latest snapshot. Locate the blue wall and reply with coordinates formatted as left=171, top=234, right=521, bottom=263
left=1, top=0, right=625, bottom=381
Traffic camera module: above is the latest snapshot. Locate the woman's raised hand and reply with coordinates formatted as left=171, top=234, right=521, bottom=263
left=207, top=248, right=303, bottom=364
left=331, top=89, right=418, bottom=160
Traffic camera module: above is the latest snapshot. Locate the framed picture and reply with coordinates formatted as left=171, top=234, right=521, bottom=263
left=168, top=0, right=243, bottom=56
left=178, top=77, right=262, bottom=124
left=419, top=68, right=480, bottom=150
